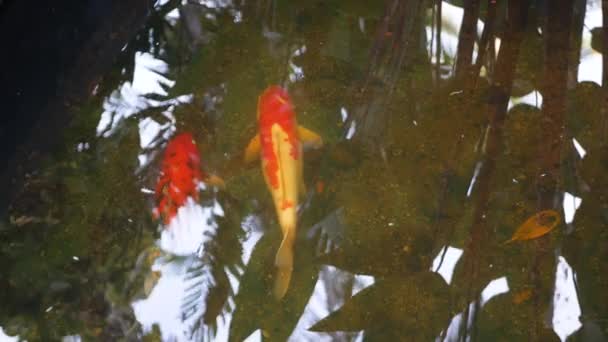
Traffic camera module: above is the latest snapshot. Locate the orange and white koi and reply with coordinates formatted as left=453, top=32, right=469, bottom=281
left=244, top=85, right=322, bottom=299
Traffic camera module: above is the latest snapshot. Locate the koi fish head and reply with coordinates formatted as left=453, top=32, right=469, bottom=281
left=257, top=85, right=295, bottom=125
left=154, top=132, right=204, bottom=225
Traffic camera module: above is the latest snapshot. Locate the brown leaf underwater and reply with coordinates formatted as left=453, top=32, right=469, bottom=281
left=505, top=209, right=561, bottom=244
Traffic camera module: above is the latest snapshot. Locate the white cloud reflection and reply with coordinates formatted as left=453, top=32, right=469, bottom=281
left=290, top=266, right=374, bottom=341
left=508, top=90, right=543, bottom=110
left=158, top=198, right=219, bottom=256
left=552, top=256, right=582, bottom=341
left=425, top=2, right=485, bottom=74
left=572, top=138, right=587, bottom=159
left=132, top=209, right=263, bottom=342
left=480, top=277, right=509, bottom=306
left=579, top=3, right=603, bottom=85
left=96, top=52, right=191, bottom=138
left=432, top=246, right=463, bottom=285
left=442, top=277, right=510, bottom=341
left=0, top=327, right=18, bottom=342
left=563, top=192, right=582, bottom=225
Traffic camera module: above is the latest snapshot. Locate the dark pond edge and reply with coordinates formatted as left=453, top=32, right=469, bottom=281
left=0, top=0, right=154, bottom=218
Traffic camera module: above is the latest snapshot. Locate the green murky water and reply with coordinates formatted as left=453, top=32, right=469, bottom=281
left=2, top=1, right=608, bottom=341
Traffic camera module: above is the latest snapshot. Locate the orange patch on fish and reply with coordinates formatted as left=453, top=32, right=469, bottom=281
left=258, top=86, right=299, bottom=190
left=281, top=200, right=294, bottom=210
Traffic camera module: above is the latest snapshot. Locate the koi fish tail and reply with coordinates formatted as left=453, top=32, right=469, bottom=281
left=273, top=231, right=294, bottom=299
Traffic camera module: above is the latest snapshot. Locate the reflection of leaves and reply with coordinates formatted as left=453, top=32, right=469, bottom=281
left=318, top=229, right=433, bottom=278
left=227, top=231, right=279, bottom=341
left=590, top=27, right=604, bottom=54
left=228, top=221, right=323, bottom=341
left=115, top=0, right=181, bottom=79
left=310, top=272, right=449, bottom=340
left=182, top=193, right=245, bottom=340
left=505, top=210, right=560, bottom=244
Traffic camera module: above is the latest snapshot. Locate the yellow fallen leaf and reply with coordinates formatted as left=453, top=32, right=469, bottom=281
left=505, top=209, right=560, bottom=244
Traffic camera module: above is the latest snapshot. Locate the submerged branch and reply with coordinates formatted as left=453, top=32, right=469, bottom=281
left=455, top=0, right=481, bottom=80
left=460, top=0, right=528, bottom=339
left=347, top=0, right=424, bottom=148
left=602, top=0, right=608, bottom=145
left=470, top=0, right=498, bottom=90
left=533, top=1, right=573, bottom=339
left=538, top=0, right=572, bottom=209
left=435, top=0, right=442, bottom=83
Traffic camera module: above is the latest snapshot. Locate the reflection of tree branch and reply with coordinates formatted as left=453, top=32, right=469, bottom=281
left=182, top=193, right=244, bottom=340
left=602, top=0, right=608, bottom=145
left=532, top=1, right=573, bottom=339
left=568, top=0, right=586, bottom=89
left=347, top=0, right=423, bottom=147
left=455, top=0, right=481, bottom=80
left=470, top=0, right=497, bottom=89
left=435, top=0, right=442, bottom=84
left=460, top=1, right=528, bottom=339
left=538, top=1, right=572, bottom=211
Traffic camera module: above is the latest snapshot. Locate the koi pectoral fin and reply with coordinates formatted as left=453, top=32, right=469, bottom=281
left=244, top=134, right=261, bottom=163
left=297, top=126, right=323, bottom=149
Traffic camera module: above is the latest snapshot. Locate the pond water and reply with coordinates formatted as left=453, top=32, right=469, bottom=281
left=1, top=0, right=607, bottom=341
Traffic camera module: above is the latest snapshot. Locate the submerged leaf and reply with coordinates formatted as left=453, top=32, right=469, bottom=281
left=512, top=288, right=533, bottom=304
left=309, top=272, right=449, bottom=340
left=505, top=210, right=560, bottom=243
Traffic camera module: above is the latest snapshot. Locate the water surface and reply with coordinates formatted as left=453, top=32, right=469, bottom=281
left=1, top=1, right=607, bottom=341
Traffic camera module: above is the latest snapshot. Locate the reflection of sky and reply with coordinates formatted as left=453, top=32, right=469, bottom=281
left=132, top=196, right=220, bottom=340
left=132, top=210, right=263, bottom=342
left=425, top=2, right=485, bottom=73
left=572, top=138, right=587, bottom=159
left=432, top=246, right=463, bottom=285
left=508, top=90, right=543, bottom=110
left=427, top=1, right=604, bottom=87
left=290, top=266, right=374, bottom=341
left=579, top=3, right=602, bottom=85
left=133, top=258, right=196, bottom=340
left=0, top=327, right=18, bottom=342
left=95, top=52, right=191, bottom=139
left=442, top=276, right=510, bottom=341
left=563, top=192, right=582, bottom=225
left=432, top=244, right=582, bottom=341
left=158, top=198, right=220, bottom=256
left=553, top=257, right=582, bottom=341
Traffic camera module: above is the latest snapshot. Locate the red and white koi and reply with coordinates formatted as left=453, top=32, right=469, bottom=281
left=245, top=85, right=322, bottom=299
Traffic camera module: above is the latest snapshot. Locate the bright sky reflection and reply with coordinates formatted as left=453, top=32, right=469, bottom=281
left=0, top=327, right=18, bottom=342
left=552, top=256, right=582, bottom=341
left=290, top=266, right=373, bottom=341
left=432, top=246, right=463, bottom=285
